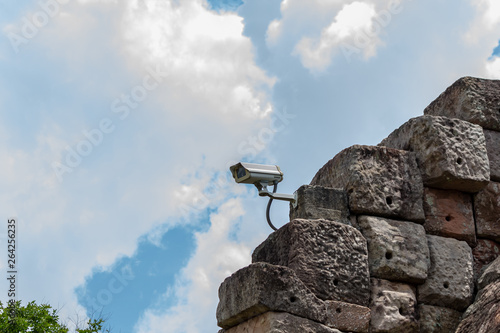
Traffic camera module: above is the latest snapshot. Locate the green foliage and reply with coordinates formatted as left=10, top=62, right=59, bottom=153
left=0, top=301, right=109, bottom=333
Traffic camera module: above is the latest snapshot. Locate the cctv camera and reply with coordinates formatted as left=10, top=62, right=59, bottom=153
left=230, top=162, right=283, bottom=185
left=229, top=162, right=297, bottom=231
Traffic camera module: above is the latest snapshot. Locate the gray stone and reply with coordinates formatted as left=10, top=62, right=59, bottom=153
left=325, top=300, right=371, bottom=333
left=424, top=76, right=500, bottom=131
left=311, top=145, right=425, bottom=223
left=484, top=129, right=500, bottom=182
left=216, top=263, right=328, bottom=329
left=252, top=219, right=370, bottom=306
left=418, top=305, right=462, bottom=333
left=472, top=239, right=500, bottom=285
left=478, top=255, right=500, bottom=290
left=357, top=215, right=429, bottom=284
left=380, top=115, right=490, bottom=192
left=474, top=182, right=500, bottom=242
left=289, top=185, right=350, bottom=225
left=417, top=235, right=474, bottom=311
left=455, top=281, right=500, bottom=333
left=219, top=312, right=343, bottom=333
left=370, top=278, right=418, bottom=333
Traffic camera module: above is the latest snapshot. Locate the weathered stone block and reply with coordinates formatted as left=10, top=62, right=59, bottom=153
left=418, top=305, right=462, bottom=333
left=472, top=239, right=500, bottom=283
left=358, top=215, right=429, bottom=284
left=474, top=182, right=500, bottom=242
left=252, top=219, right=370, bottom=306
left=216, top=263, right=328, bottom=329
left=423, top=188, right=476, bottom=247
left=478, top=255, right=500, bottom=290
left=455, top=281, right=500, bottom=333
left=220, top=312, right=343, bottom=333
left=484, top=129, right=500, bottom=182
left=424, top=76, right=500, bottom=131
left=310, top=145, right=425, bottom=222
left=289, top=185, right=350, bottom=224
left=417, top=235, right=474, bottom=311
left=380, top=115, right=490, bottom=192
left=216, top=262, right=370, bottom=333
left=325, top=300, right=371, bottom=333
left=370, top=278, right=418, bottom=333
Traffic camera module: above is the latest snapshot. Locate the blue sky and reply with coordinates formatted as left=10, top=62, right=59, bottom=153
left=0, top=0, right=499, bottom=332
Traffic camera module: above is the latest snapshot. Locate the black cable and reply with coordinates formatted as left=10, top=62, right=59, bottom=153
left=266, top=183, right=278, bottom=231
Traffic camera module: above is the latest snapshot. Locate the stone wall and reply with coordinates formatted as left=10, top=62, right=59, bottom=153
left=216, top=76, right=500, bottom=333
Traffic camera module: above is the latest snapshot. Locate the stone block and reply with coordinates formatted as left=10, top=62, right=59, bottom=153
left=484, top=129, right=500, bottom=181
left=325, top=300, right=371, bottom=333
left=455, top=281, right=500, bottom=333
left=252, top=219, right=370, bottom=306
left=216, top=263, right=328, bottom=329
left=417, top=235, right=474, bottom=311
left=370, top=278, right=418, bottom=333
left=289, top=185, right=350, bottom=224
left=220, top=312, right=343, bottom=333
left=358, top=215, right=429, bottom=284
left=418, top=305, right=462, bottom=333
left=422, top=188, right=476, bottom=246
left=424, top=76, right=500, bottom=131
left=474, top=181, right=500, bottom=242
left=310, top=145, right=425, bottom=222
left=472, top=239, right=500, bottom=283
left=478, top=255, right=500, bottom=290
left=380, top=115, right=490, bottom=192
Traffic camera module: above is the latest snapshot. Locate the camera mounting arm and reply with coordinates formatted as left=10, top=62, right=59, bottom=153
left=255, top=181, right=297, bottom=208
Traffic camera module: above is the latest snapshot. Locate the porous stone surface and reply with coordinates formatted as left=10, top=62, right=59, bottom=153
left=484, top=129, right=500, bottom=181
left=422, top=188, right=476, bottom=246
left=455, top=281, right=500, bottom=333
left=478, top=255, right=500, bottom=290
left=289, top=185, right=350, bottom=224
left=424, top=76, right=500, bottom=131
left=474, top=181, right=500, bottom=242
left=325, top=300, right=371, bottom=333
left=252, top=219, right=370, bottom=306
left=380, top=115, right=490, bottom=192
left=370, top=278, right=418, bottom=333
left=216, top=263, right=328, bottom=329
left=417, top=235, right=474, bottom=311
left=219, top=312, right=343, bottom=333
left=357, top=215, right=429, bottom=284
left=418, top=304, right=462, bottom=333
left=310, top=145, right=425, bottom=223
left=472, top=239, right=500, bottom=282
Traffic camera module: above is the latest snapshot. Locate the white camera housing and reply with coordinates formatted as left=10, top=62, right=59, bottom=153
left=230, top=162, right=283, bottom=185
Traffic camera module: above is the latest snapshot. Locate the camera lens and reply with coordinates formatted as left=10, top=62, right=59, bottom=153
left=237, top=167, right=246, bottom=179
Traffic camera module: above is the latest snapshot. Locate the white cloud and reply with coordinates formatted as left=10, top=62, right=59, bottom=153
left=465, top=0, right=500, bottom=43
left=267, top=0, right=410, bottom=72
left=294, top=1, right=378, bottom=71
left=266, top=0, right=345, bottom=47
left=0, top=0, right=277, bottom=329
left=480, top=0, right=500, bottom=27
left=134, top=198, right=252, bottom=333
left=486, top=57, right=500, bottom=78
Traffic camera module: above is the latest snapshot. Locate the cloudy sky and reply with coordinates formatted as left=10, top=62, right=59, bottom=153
left=0, top=0, right=498, bottom=332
